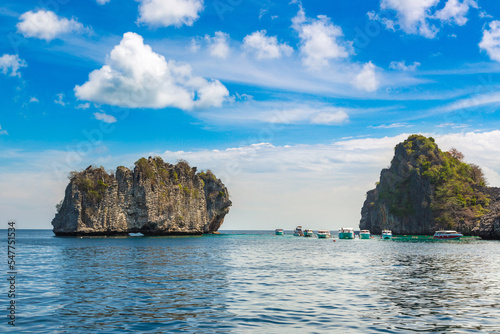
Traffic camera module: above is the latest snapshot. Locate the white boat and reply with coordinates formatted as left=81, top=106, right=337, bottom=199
left=293, top=226, right=304, bottom=236
left=433, top=230, right=463, bottom=240
left=381, top=230, right=392, bottom=240
left=338, top=227, right=355, bottom=239
left=359, top=230, right=371, bottom=239
left=275, top=229, right=284, bottom=235
left=317, top=230, right=331, bottom=238
left=303, top=229, right=314, bottom=237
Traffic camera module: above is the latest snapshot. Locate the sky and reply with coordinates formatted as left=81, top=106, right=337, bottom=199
left=1, top=0, right=500, bottom=230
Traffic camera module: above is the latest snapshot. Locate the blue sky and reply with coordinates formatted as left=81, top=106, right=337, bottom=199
left=1, top=0, right=500, bottom=230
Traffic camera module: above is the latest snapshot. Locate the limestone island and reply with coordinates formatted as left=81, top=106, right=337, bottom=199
left=52, top=157, right=231, bottom=236
left=360, top=135, right=500, bottom=240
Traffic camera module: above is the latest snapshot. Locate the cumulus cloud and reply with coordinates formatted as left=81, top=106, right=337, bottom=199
left=292, top=6, right=351, bottom=69
left=434, top=0, right=477, bottom=26
left=389, top=60, right=421, bottom=71
left=0, top=125, right=7, bottom=136
left=372, top=0, right=476, bottom=38
left=205, top=31, right=230, bottom=59
left=353, top=62, right=379, bottom=92
left=97, top=0, right=110, bottom=4
left=74, top=32, right=229, bottom=110
left=94, top=112, right=117, bottom=123
left=17, top=10, right=87, bottom=41
left=479, top=21, right=500, bottom=62
left=242, top=30, right=293, bottom=59
left=0, top=54, right=27, bottom=77
left=29, top=97, right=39, bottom=103
left=137, top=0, right=204, bottom=27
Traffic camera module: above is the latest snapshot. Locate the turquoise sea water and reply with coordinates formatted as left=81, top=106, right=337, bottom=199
left=2, top=229, right=500, bottom=333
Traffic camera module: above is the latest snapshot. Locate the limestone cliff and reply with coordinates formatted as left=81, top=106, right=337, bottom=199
left=360, top=135, right=500, bottom=239
left=52, top=157, right=231, bottom=236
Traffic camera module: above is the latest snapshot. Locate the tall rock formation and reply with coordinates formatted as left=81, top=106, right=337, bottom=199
left=360, top=135, right=500, bottom=239
left=52, top=157, right=231, bottom=236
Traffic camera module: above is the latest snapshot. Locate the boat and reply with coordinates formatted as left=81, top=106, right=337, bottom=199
left=338, top=227, right=355, bottom=239
left=381, top=230, right=392, bottom=240
left=303, top=229, right=314, bottom=237
left=317, top=230, right=331, bottom=238
left=275, top=229, right=284, bottom=235
left=359, top=230, right=371, bottom=239
left=433, top=230, right=463, bottom=240
left=293, top=226, right=304, bottom=236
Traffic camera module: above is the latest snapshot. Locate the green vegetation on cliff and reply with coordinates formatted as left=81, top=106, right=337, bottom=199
left=377, top=134, right=489, bottom=230
left=69, top=166, right=112, bottom=204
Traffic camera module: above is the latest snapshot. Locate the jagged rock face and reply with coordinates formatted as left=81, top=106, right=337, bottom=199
left=52, top=157, right=231, bottom=236
left=474, top=187, right=500, bottom=240
left=360, top=139, right=437, bottom=235
left=359, top=135, right=499, bottom=239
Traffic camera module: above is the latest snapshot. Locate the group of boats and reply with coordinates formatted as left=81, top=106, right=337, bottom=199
left=275, top=227, right=464, bottom=240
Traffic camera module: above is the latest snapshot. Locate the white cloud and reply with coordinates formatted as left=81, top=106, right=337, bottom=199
left=380, top=0, right=439, bottom=38
left=292, top=6, right=350, bottom=69
left=0, top=54, right=27, bottom=77
left=434, top=0, right=477, bottom=26
left=353, top=62, right=379, bottom=92
left=137, top=0, right=204, bottom=28
left=97, top=0, right=110, bottom=4
left=94, top=112, right=117, bottom=123
left=205, top=31, right=230, bottom=59
left=389, top=60, right=421, bottom=71
left=54, top=93, right=66, bottom=106
left=243, top=30, right=293, bottom=59
left=195, top=101, right=350, bottom=125
left=437, top=91, right=500, bottom=113
left=76, top=102, right=90, bottom=109
left=479, top=21, right=500, bottom=62
left=29, top=97, right=39, bottom=103
left=369, top=123, right=411, bottom=129
left=0, top=125, right=8, bottom=136
left=435, top=122, right=468, bottom=128
left=74, top=32, right=229, bottom=110
left=17, top=10, right=86, bottom=41
left=373, top=0, right=476, bottom=38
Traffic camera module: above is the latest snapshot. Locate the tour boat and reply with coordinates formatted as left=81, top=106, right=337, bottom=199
left=381, top=230, right=392, bottom=240
left=433, top=230, right=463, bottom=240
left=317, top=230, right=331, bottom=238
left=275, top=229, right=284, bottom=235
left=338, top=227, right=355, bottom=239
left=303, top=229, right=314, bottom=237
left=359, top=230, right=371, bottom=239
left=293, top=226, right=304, bottom=236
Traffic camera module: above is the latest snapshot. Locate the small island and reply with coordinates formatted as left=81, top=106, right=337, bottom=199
left=52, top=157, right=231, bottom=236
left=360, top=135, right=500, bottom=240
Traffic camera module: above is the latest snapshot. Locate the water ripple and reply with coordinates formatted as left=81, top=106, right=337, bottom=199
left=1, top=231, right=500, bottom=333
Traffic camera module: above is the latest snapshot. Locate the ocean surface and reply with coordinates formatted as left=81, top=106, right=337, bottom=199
left=2, top=229, right=500, bottom=333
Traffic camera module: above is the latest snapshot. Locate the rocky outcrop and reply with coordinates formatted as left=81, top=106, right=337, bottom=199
left=52, top=157, right=231, bottom=236
left=360, top=135, right=500, bottom=239
left=474, top=187, right=500, bottom=240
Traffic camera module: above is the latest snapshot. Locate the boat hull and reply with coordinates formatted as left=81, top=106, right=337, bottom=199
left=304, top=232, right=314, bottom=237
left=317, top=234, right=330, bottom=239
left=433, top=235, right=462, bottom=240
left=382, top=235, right=392, bottom=240
left=275, top=231, right=284, bottom=235
left=359, top=233, right=370, bottom=239
left=338, top=232, right=354, bottom=239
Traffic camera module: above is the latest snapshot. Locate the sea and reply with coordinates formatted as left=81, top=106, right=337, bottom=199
left=2, top=229, right=500, bottom=333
